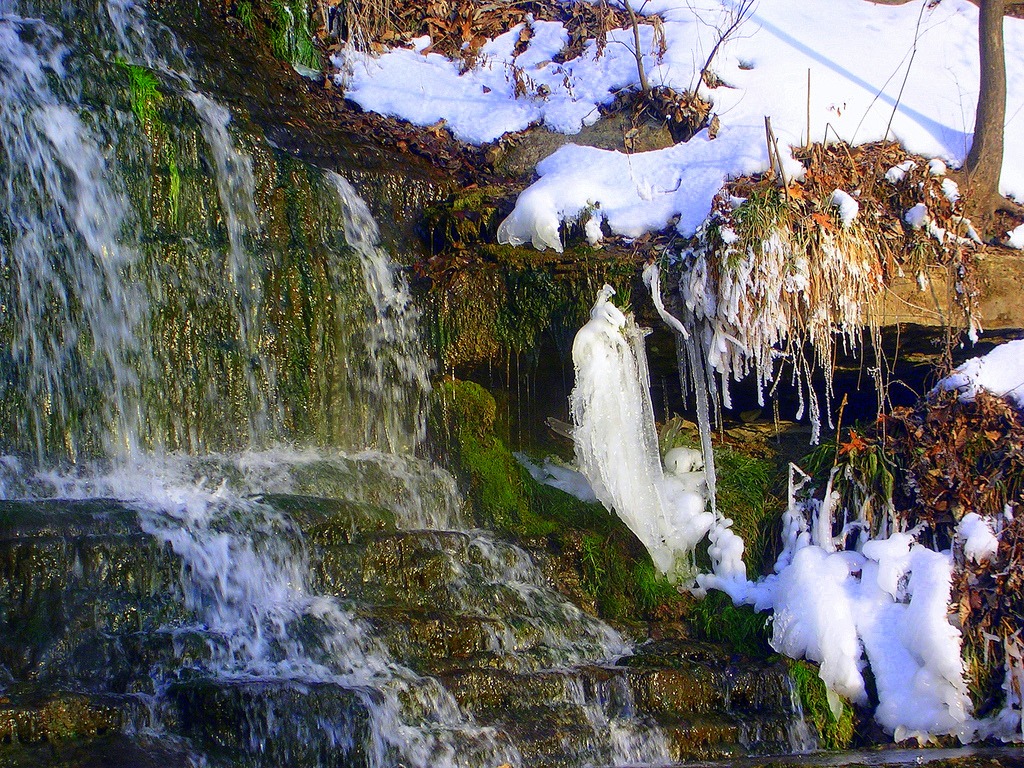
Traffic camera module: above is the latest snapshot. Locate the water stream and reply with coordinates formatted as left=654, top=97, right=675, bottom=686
left=0, top=0, right=816, bottom=765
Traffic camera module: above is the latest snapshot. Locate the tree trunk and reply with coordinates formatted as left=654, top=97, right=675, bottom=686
left=965, top=0, right=1007, bottom=217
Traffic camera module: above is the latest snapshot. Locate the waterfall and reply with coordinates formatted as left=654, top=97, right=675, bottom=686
left=327, top=173, right=432, bottom=453
left=0, top=0, right=511, bottom=765
left=0, top=11, right=148, bottom=459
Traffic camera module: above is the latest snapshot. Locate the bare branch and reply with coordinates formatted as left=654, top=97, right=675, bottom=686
left=695, top=0, right=756, bottom=91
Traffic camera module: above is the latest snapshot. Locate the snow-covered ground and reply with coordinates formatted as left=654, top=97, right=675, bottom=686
left=334, top=0, right=1024, bottom=248
left=939, top=338, right=1024, bottom=407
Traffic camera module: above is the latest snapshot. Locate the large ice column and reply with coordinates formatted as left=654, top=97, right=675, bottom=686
left=570, top=285, right=714, bottom=579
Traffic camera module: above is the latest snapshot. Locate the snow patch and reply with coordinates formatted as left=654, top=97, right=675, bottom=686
left=937, top=339, right=1024, bottom=409
left=958, top=512, right=999, bottom=564
left=1008, top=223, right=1024, bottom=249
left=885, top=160, right=917, bottom=184
left=829, top=189, right=859, bottom=228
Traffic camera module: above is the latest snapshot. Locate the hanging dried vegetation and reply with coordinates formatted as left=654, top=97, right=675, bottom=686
left=674, top=140, right=982, bottom=442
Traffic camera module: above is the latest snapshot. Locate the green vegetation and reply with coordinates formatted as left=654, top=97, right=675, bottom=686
left=235, top=0, right=255, bottom=31
left=118, top=62, right=162, bottom=127
left=270, top=0, right=320, bottom=70
left=422, top=187, right=507, bottom=251
left=734, top=186, right=788, bottom=250
left=117, top=61, right=182, bottom=223
left=714, top=447, right=778, bottom=578
left=787, top=659, right=856, bottom=750
left=433, top=378, right=556, bottom=537
left=687, top=590, right=770, bottom=657
left=433, top=378, right=688, bottom=623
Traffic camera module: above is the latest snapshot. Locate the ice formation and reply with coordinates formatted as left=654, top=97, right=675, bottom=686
left=569, top=285, right=716, bottom=580
left=738, top=494, right=975, bottom=742
left=575, top=271, right=999, bottom=742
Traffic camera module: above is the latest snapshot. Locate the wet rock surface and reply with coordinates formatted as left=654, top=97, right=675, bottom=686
left=0, top=496, right=809, bottom=767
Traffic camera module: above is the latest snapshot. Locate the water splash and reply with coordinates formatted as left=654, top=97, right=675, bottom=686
left=0, top=451, right=520, bottom=768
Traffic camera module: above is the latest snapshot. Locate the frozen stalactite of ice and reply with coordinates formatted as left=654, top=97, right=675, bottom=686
left=671, top=190, right=896, bottom=445
left=570, top=284, right=714, bottom=581
left=646, top=264, right=749, bottom=588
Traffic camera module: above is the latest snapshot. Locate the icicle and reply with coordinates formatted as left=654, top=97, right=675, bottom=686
left=570, top=285, right=715, bottom=582
left=643, top=263, right=717, bottom=519
left=642, top=263, right=689, bottom=339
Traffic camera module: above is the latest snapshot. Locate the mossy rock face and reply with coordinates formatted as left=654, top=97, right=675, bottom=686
left=432, top=378, right=551, bottom=537
left=0, top=734, right=199, bottom=768
left=0, top=694, right=122, bottom=745
left=422, top=186, right=512, bottom=252
left=787, top=658, right=856, bottom=750
left=432, top=378, right=691, bottom=627
left=423, top=249, right=637, bottom=370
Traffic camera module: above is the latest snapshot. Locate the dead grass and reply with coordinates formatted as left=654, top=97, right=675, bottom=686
left=675, top=140, right=983, bottom=441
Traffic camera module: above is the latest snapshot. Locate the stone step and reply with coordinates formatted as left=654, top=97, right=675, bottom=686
left=467, top=701, right=618, bottom=768
left=166, top=678, right=374, bottom=768
left=625, top=639, right=797, bottom=715
left=0, top=690, right=126, bottom=746
left=656, top=711, right=803, bottom=762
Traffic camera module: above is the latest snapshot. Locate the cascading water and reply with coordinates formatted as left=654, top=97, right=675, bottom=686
left=0, top=10, right=147, bottom=459
left=328, top=173, right=432, bottom=453
left=0, top=1, right=694, bottom=766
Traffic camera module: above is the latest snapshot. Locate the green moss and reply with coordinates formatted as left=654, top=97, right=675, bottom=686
left=432, top=378, right=689, bottom=623
left=433, top=379, right=554, bottom=537
left=688, top=590, right=771, bottom=657
left=572, top=526, right=685, bottom=622
left=422, top=187, right=507, bottom=252
left=269, top=0, right=320, bottom=70
left=787, top=659, right=856, bottom=750
left=118, top=63, right=162, bottom=128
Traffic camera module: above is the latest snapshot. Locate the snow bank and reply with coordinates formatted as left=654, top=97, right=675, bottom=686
left=334, top=22, right=664, bottom=144
left=337, top=0, right=1024, bottom=248
left=937, top=339, right=1024, bottom=409
left=498, top=129, right=768, bottom=248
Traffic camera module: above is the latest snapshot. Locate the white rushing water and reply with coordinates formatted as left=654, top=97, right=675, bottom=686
left=0, top=448, right=524, bottom=768
left=0, top=10, right=148, bottom=458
